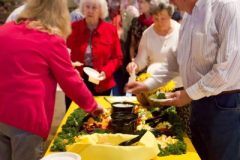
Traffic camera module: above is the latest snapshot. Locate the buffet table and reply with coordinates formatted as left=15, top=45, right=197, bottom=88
left=45, top=96, right=200, bottom=160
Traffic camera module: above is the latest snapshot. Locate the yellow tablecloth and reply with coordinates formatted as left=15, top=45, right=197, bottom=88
left=45, top=96, right=200, bottom=160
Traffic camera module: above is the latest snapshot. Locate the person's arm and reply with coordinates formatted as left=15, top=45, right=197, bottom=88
left=129, top=34, right=137, bottom=60
left=128, top=18, right=138, bottom=59
left=186, top=2, right=240, bottom=100
left=126, top=48, right=179, bottom=94
left=48, top=38, right=98, bottom=113
left=143, top=46, right=179, bottom=91
left=143, top=65, right=179, bottom=91
left=101, top=27, right=123, bottom=78
left=134, top=30, right=149, bottom=72
left=126, top=30, right=148, bottom=74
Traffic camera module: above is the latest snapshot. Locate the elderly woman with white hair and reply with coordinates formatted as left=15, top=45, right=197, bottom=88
left=125, top=2, right=193, bottom=137
left=66, top=0, right=123, bottom=108
left=126, top=1, right=180, bottom=76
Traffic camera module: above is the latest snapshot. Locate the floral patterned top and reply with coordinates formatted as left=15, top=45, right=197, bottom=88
left=129, top=14, right=153, bottom=57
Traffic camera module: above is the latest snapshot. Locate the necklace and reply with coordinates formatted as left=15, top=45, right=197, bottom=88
left=87, top=24, right=97, bottom=31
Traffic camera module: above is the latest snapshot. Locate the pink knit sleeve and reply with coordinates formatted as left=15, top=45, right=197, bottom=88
left=47, top=37, right=97, bottom=112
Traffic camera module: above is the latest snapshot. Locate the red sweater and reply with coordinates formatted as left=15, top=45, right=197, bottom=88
left=67, top=19, right=123, bottom=92
left=0, top=22, right=97, bottom=138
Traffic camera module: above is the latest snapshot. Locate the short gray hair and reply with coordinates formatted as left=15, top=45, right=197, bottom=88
left=79, top=0, right=109, bottom=19
left=145, top=0, right=163, bottom=13
left=150, top=1, right=175, bottom=16
left=73, top=0, right=80, bottom=5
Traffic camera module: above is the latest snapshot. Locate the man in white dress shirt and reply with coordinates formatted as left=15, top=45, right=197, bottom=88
left=125, top=0, right=240, bottom=159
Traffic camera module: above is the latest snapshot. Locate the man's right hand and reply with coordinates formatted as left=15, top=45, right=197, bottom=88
left=156, top=90, right=192, bottom=107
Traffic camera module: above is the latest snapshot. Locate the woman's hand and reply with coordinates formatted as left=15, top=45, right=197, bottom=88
left=98, top=71, right=106, bottom=80
left=126, top=61, right=138, bottom=74
left=91, top=105, right=104, bottom=116
left=125, top=81, right=149, bottom=94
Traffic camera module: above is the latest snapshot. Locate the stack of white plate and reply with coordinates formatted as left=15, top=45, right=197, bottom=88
left=41, top=152, right=81, bottom=160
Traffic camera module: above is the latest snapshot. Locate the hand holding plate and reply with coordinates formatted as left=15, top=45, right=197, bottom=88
left=98, top=71, right=106, bottom=80
left=153, top=90, right=192, bottom=107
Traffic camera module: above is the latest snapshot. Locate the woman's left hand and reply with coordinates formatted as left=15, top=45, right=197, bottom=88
left=91, top=105, right=104, bottom=117
left=99, top=71, right=106, bottom=80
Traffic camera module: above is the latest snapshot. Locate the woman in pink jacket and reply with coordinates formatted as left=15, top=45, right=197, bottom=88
left=0, top=0, right=103, bottom=159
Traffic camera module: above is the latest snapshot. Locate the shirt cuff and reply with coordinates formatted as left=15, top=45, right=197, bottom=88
left=186, top=83, right=206, bottom=100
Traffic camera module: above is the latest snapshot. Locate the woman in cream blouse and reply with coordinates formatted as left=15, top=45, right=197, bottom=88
left=126, top=1, right=180, bottom=82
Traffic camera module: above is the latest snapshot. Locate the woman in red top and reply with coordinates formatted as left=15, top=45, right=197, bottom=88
left=0, top=0, right=103, bottom=159
left=67, top=0, right=123, bottom=97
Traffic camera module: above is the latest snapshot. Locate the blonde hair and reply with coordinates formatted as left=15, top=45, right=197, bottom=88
left=79, top=0, right=109, bottom=19
left=16, top=0, right=71, bottom=39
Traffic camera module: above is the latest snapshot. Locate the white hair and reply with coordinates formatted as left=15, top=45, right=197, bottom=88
left=79, top=0, right=109, bottom=19
left=126, top=5, right=139, bottom=17
left=73, top=0, right=80, bottom=5
left=157, top=0, right=170, bottom=4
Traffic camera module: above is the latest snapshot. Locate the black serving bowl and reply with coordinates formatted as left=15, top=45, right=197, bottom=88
left=111, top=113, right=138, bottom=123
left=110, top=113, right=138, bottom=134
left=111, top=119, right=137, bottom=134
left=111, top=102, right=135, bottom=114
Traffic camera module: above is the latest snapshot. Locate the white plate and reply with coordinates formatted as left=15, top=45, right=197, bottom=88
left=149, top=97, right=172, bottom=103
left=83, top=67, right=103, bottom=81
left=106, top=96, right=137, bottom=103
left=41, top=152, right=81, bottom=160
